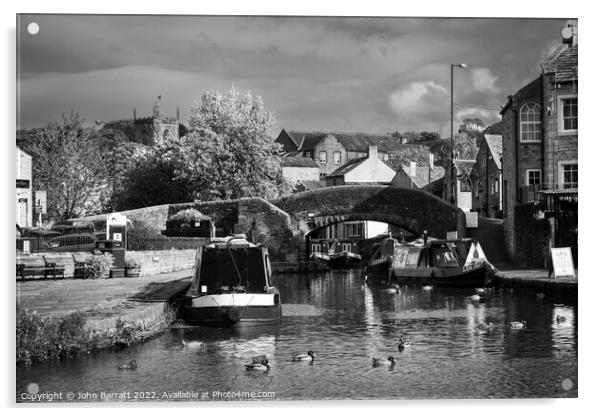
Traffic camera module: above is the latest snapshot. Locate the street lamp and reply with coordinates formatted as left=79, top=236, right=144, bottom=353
left=450, top=63, right=467, bottom=205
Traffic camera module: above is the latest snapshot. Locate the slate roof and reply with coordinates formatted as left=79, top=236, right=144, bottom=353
left=285, top=131, right=402, bottom=152
left=483, top=134, right=503, bottom=170
left=401, top=165, right=446, bottom=189
left=326, top=156, right=368, bottom=177
left=541, top=44, right=578, bottom=82
left=295, top=180, right=327, bottom=192
left=281, top=156, right=320, bottom=168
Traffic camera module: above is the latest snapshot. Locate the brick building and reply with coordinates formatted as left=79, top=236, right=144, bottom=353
left=501, top=25, right=577, bottom=263
left=470, top=134, right=503, bottom=218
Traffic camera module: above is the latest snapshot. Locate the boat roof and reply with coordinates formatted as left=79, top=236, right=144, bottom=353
left=207, top=234, right=257, bottom=248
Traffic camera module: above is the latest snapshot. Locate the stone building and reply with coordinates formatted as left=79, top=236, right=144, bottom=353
left=275, top=130, right=403, bottom=177
left=134, top=98, right=179, bottom=146
left=501, top=24, right=577, bottom=264
left=470, top=134, right=503, bottom=218
left=16, top=146, right=33, bottom=228
left=281, top=154, right=321, bottom=182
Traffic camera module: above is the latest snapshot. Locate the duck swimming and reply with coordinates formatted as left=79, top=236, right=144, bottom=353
left=293, top=351, right=315, bottom=362
left=469, top=293, right=481, bottom=302
left=118, top=360, right=137, bottom=370
left=422, top=285, right=433, bottom=291
left=245, top=362, right=270, bottom=372
left=372, top=356, right=396, bottom=367
left=397, top=338, right=411, bottom=352
left=510, top=320, right=526, bottom=329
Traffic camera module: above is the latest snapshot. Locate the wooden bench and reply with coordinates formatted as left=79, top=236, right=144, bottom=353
left=72, top=254, right=93, bottom=279
left=16, top=255, right=65, bottom=281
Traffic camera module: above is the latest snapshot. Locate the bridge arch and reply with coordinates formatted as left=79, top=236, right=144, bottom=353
left=272, top=185, right=466, bottom=239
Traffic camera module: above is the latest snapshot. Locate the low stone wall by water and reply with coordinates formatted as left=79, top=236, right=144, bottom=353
left=126, top=249, right=196, bottom=277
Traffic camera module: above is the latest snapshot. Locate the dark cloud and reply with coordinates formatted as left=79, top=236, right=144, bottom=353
left=17, top=15, right=570, bottom=134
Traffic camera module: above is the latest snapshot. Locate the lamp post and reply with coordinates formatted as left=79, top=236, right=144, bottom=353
left=450, top=63, right=467, bottom=205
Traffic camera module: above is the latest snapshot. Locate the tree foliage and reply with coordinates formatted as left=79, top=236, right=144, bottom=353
left=483, top=121, right=503, bottom=135
left=175, top=88, right=285, bottom=200
left=24, top=114, right=112, bottom=221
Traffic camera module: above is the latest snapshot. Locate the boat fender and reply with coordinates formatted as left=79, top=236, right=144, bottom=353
left=227, top=308, right=242, bottom=323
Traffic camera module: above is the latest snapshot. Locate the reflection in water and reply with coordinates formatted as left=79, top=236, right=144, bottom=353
left=17, top=269, right=577, bottom=401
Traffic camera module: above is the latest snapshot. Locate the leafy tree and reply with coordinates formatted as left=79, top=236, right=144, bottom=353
left=177, top=88, right=285, bottom=200
left=419, top=131, right=441, bottom=142
left=111, top=150, right=191, bottom=210
left=462, top=118, right=484, bottom=132
left=401, top=131, right=421, bottom=143
left=25, top=113, right=112, bottom=221
left=483, top=121, right=503, bottom=135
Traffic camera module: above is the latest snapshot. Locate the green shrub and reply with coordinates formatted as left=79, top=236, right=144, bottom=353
left=168, top=208, right=209, bottom=228
left=16, top=310, right=90, bottom=363
left=86, top=253, right=114, bottom=279
left=127, top=218, right=162, bottom=250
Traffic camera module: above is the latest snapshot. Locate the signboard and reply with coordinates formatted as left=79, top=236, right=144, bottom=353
left=112, top=232, right=122, bottom=242
left=16, top=179, right=30, bottom=188
left=550, top=247, right=575, bottom=278
left=34, top=190, right=47, bottom=214
left=465, top=212, right=479, bottom=228
left=446, top=231, right=458, bottom=240
left=107, top=213, right=127, bottom=226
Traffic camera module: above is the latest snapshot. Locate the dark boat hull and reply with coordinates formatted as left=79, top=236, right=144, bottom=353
left=366, top=261, right=490, bottom=288
left=183, top=304, right=282, bottom=327
left=328, top=252, right=362, bottom=269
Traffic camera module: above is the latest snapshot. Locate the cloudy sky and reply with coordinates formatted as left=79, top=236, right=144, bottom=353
left=17, top=15, right=570, bottom=137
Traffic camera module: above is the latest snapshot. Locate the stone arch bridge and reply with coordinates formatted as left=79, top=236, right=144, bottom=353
left=91, top=185, right=466, bottom=262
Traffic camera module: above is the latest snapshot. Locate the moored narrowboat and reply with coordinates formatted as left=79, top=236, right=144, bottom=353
left=365, top=236, right=492, bottom=288
left=183, top=235, right=282, bottom=327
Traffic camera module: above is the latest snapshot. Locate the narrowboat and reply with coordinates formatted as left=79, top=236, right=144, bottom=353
left=364, top=235, right=492, bottom=288
left=183, top=235, right=282, bottom=327
left=309, top=240, right=362, bottom=269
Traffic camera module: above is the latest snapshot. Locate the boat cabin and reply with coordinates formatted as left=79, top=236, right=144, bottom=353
left=188, top=236, right=274, bottom=296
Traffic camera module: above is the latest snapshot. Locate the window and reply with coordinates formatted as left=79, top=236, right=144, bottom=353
left=520, top=102, right=542, bottom=142
left=304, top=151, right=313, bottom=158
left=559, top=162, right=578, bottom=189
left=526, top=169, right=542, bottom=186
left=558, top=96, right=577, bottom=134
left=319, top=151, right=327, bottom=164
left=494, top=179, right=499, bottom=194
left=342, top=243, right=352, bottom=252
left=333, top=151, right=341, bottom=165
left=480, top=153, right=486, bottom=168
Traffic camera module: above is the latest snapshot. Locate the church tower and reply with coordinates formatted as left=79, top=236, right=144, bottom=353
left=134, top=95, right=179, bottom=146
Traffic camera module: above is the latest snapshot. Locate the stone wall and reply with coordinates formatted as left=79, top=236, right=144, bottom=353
left=313, top=134, right=347, bottom=175
left=126, top=249, right=196, bottom=276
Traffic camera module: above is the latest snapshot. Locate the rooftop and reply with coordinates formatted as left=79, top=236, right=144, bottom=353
left=326, top=156, right=368, bottom=177
left=281, top=155, right=320, bottom=168
left=483, top=134, right=503, bottom=170
left=542, top=44, right=578, bottom=82
left=285, top=130, right=402, bottom=152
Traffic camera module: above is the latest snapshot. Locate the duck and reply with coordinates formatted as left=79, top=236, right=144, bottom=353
left=245, top=362, right=270, bottom=372
left=385, top=283, right=401, bottom=294
left=118, top=359, right=137, bottom=370
left=475, top=288, right=486, bottom=294
left=372, top=356, right=396, bottom=367
left=181, top=339, right=203, bottom=349
left=556, top=315, right=567, bottom=323
left=476, top=322, right=494, bottom=333
left=293, top=351, right=315, bottom=362
left=422, top=284, right=433, bottom=291
left=469, top=293, right=481, bottom=302
left=397, top=338, right=412, bottom=352
left=510, top=320, right=526, bottom=329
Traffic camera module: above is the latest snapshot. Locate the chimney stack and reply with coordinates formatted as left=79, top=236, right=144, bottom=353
left=368, top=145, right=379, bottom=160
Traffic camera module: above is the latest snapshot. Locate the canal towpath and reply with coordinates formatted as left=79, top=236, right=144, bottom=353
left=17, top=269, right=193, bottom=331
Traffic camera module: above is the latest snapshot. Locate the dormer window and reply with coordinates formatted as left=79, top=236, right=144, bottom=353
left=319, top=151, right=327, bottom=164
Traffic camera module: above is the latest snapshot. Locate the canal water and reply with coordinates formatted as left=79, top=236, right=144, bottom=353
left=17, top=269, right=577, bottom=401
